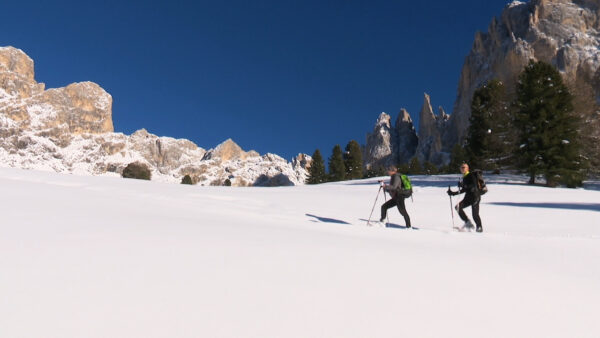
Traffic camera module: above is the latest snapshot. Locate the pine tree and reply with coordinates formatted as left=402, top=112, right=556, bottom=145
left=515, top=60, right=584, bottom=187
left=364, top=166, right=385, bottom=178
left=344, top=140, right=363, bottom=179
left=448, top=144, right=468, bottom=174
left=422, top=161, right=438, bottom=175
left=466, top=79, right=514, bottom=170
left=407, top=157, right=422, bottom=175
left=307, top=149, right=327, bottom=184
left=397, top=163, right=410, bottom=175
left=328, top=144, right=346, bottom=181
left=570, top=75, right=599, bottom=177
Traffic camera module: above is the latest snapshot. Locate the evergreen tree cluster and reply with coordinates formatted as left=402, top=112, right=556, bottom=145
left=458, top=60, right=586, bottom=187
left=307, top=60, right=591, bottom=187
left=465, top=79, right=514, bottom=171
left=306, top=140, right=363, bottom=184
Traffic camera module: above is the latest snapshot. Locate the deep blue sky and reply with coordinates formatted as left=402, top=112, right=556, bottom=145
left=1, top=0, right=512, bottom=160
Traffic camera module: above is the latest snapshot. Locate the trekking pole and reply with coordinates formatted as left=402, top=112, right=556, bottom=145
left=448, top=185, right=455, bottom=228
left=367, top=185, right=383, bottom=226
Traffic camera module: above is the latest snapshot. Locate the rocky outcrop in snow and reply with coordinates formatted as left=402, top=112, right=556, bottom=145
left=0, top=46, right=308, bottom=186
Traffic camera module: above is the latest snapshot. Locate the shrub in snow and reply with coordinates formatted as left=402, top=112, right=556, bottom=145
left=224, top=179, right=232, bottom=186
left=181, top=175, right=193, bottom=185
left=122, top=162, right=151, bottom=180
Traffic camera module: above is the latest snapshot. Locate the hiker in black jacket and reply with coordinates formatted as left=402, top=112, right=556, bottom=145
left=447, top=163, right=483, bottom=232
left=380, top=166, right=412, bottom=228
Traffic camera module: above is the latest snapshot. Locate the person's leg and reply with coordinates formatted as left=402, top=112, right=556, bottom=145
left=380, top=199, right=396, bottom=221
left=471, top=199, right=482, bottom=231
left=458, top=195, right=475, bottom=227
left=457, top=200, right=470, bottom=223
left=395, top=198, right=411, bottom=227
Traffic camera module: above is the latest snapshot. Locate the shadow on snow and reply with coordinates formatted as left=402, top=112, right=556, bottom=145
left=489, top=202, right=600, bottom=213
left=306, top=214, right=351, bottom=225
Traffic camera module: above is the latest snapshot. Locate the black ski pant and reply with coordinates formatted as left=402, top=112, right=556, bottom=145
left=381, top=197, right=411, bottom=227
left=457, top=195, right=482, bottom=228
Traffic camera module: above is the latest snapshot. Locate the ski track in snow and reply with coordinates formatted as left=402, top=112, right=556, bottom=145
left=1, top=167, right=599, bottom=338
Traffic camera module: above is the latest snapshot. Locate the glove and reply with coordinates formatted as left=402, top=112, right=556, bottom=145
left=447, top=189, right=457, bottom=196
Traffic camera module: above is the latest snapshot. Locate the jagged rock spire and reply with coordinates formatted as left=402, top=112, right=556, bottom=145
left=395, top=109, right=418, bottom=164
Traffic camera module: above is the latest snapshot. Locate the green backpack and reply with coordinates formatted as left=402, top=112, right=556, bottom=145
left=400, top=174, right=412, bottom=190
left=397, top=173, right=413, bottom=197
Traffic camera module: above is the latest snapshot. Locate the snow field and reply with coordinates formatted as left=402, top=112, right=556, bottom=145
left=0, top=167, right=599, bottom=338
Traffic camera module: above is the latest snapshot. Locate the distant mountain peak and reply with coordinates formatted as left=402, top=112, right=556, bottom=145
left=0, top=46, right=309, bottom=186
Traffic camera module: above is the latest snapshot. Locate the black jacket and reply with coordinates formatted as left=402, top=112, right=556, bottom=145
left=459, top=172, right=480, bottom=199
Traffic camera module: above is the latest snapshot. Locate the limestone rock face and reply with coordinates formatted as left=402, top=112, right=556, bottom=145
left=0, top=46, right=308, bottom=186
left=202, top=138, right=259, bottom=162
left=292, top=153, right=312, bottom=170
left=0, top=46, right=42, bottom=100
left=0, top=47, right=113, bottom=135
left=416, top=93, right=450, bottom=164
left=40, top=82, right=114, bottom=134
left=364, top=110, right=419, bottom=170
left=395, top=109, right=419, bottom=164
left=364, top=112, right=396, bottom=170
left=447, top=0, right=600, bottom=147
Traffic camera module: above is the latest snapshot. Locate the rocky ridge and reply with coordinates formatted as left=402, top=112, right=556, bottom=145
left=365, top=0, right=600, bottom=169
left=0, top=46, right=310, bottom=186
left=364, top=94, right=445, bottom=169
left=364, top=108, right=419, bottom=170
left=447, top=0, right=600, bottom=148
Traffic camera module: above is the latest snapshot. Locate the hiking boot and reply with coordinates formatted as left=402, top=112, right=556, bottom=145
left=476, top=226, right=483, bottom=233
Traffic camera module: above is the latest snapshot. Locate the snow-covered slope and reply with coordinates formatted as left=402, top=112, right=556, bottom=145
left=1, top=167, right=598, bottom=338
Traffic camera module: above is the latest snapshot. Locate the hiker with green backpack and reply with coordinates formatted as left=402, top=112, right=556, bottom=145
left=379, top=165, right=412, bottom=228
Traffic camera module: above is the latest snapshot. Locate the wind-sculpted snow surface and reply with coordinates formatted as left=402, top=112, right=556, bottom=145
left=1, top=167, right=599, bottom=337
left=0, top=46, right=309, bottom=185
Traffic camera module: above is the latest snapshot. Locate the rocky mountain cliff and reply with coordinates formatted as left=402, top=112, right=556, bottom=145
left=447, top=0, right=600, bottom=148
left=364, top=109, right=418, bottom=170
left=364, top=94, right=446, bottom=169
left=0, top=46, right=310, bottom=186
left=365, top=0, right=600, bottom=168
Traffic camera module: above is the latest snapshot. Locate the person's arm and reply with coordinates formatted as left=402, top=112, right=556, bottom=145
left=448, top=179, right=462, bottom=196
